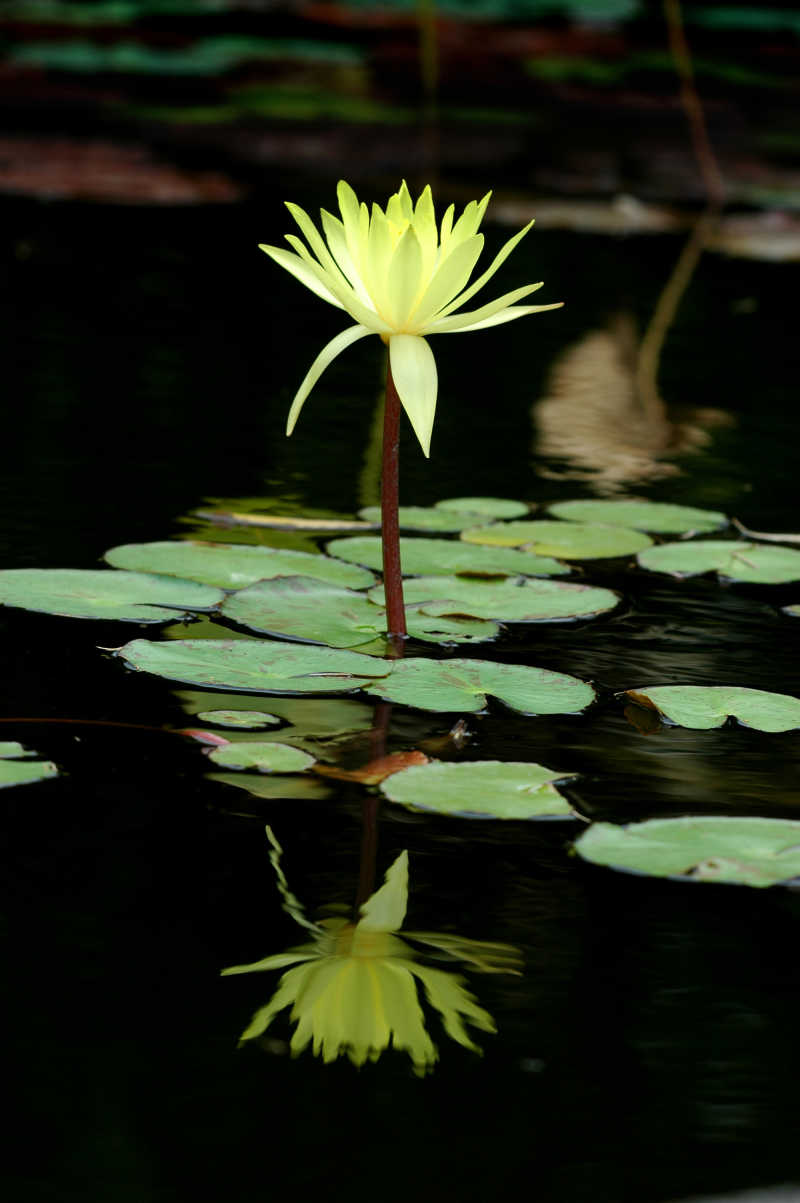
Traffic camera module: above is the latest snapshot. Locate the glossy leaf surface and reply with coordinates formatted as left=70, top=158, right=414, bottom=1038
left=461, top=520, right=653, bottom=558
left=369, top=575, right=617, bottom=621
left=381, top=760, right=577, bottom=818
left=625, top=685, right=800, bottom=731
left=366, top=657, right=594, bottom=713
left=327, top=535, right=567, bottom=577
left=0, top=568, right=223, bottom=621
left=637, top=540, right=800, bottom=583
left=548, top=499, right=727, bottom=533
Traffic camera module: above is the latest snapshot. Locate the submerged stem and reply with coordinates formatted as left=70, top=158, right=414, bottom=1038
left=381, top=358, right=407, bottom=645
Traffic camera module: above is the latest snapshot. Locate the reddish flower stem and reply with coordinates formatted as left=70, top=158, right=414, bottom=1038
left=381, top=359, right=407, bottom=646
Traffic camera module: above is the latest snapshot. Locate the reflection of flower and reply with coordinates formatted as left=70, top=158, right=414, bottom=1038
left=222, top=833, right=520, bottom=1075
left=260, top=180, right=561, bottom=456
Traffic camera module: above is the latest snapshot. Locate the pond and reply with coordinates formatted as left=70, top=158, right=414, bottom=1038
left=3, top=190, right=800, bottom=1203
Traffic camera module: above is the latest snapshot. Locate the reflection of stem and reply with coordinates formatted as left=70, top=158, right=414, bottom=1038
left=663, top=0, right=725, bottom=209
left=381, top=358, right=407, bottom=644
left=358, top=385, right=385, bottom=509
left=417, top=0, right=439, bottom=113
left=354, top=700, right=393, bottom=911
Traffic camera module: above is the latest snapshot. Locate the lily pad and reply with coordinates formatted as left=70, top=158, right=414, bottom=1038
left=0, top=742, right=58, bottom=789
left=116, top=638, right=391, bottom=694
left=206, top=741, right=315, bottom=772
left=0, top=568, right=224, bottom=621
left=637, top=540, right=800, bottom=583
left=358, top=506, right=491, bottom=533
left=434, top=497, right=529, bottom=519
left=573, top=816, right=800, bottom=888
left=784, top=604, right=800, bottom=618
left=104, top=540, right=375, bottom=590
left=208, top=772, right=332, bottom=802
left=195, top=709, right=281, bottom=728
left=547, top=499, right=727, bottom=534
left=625, top=685, right=800, bottom=732
left=221, top=577, right=499, bottom=648
left=176, top=692, right=375, bottom=750
left=366, top=658, right=594, bottom=714
left=380, top=760, right=577, bottom=819
left=461, top=520, right=653, bottom=558
left=368, top=575, right=618, bottom=622
left=327, top=536, right=568, bottom=578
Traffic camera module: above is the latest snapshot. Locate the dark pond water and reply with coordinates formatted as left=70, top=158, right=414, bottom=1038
left=3, top=191, right=800, bottom=1203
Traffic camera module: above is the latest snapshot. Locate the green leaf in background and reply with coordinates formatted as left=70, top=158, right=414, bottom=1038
left=461, top=520, right=653, bottom=558
left=434, top=497, right=530, bottom=520
left=625, top=685, right=800, bottom=732
left=366, top=658, right=594, bottom=714
left=0, top=568, right=223, bottom=621
left=195, top=709, right=281, bottom=728
left=116, top=638, right=390, bottom=693
left=573, top=816, right=800, bottom=887
left=547, top=499, right=727, bottom=534
left=208, top=772, right=333, bottom=802
left=326, top=535, right=568, bottom=578
left=380, top=760, right=578, bottom=819
left=0, top=742, right=58, bottom=789
left=637, top=540, right=800, bottom=583
left=358, top=506, right=496, bottom=533
left=206, top=741, right=315, bottom=773
left=369, top=575, right=618, bottom=622
left=0, top=742, right=33, bottom=758
left=105, top=540, right=374, bottom=590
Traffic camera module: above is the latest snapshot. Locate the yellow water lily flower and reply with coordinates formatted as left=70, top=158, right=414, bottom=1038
left=260, top=180, right=562, bottom=456
left=223, top=837, right=519, bottom=1075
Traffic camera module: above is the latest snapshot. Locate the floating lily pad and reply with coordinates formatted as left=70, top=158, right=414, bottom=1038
left=358, top=506, right=491, bottom=533
left=380, top=760, right=577, bottom=819
left=104, top=540, right=374, bottom=590
left=0, top=742, right=58, bottom=789
left=573, top=816, right=800, bottom=888
left=461, top=520, right=653, bottom=558
left=369, top=575, right=618, bottom=622
left=625, top=685, right=800, bottom=732
left=637, top=540, right=800, bottom=583
left=206, top=741, right=315, bottom=772
left=221, top=577, right=499, bottom=648
left=547, top=499, right=727, bottom=533
left=366, top=658, right=594, bottom=714
left=0, top=568, right=224, bottom=621
left=326, top=536, right=567, bottom=578
left=434, top=497, right=529, bottom=519
left=116, top=638, right=391, bottom=694
left=208, top=772, right=332, bottom=802
left=195, top=709, right=281, bottom=728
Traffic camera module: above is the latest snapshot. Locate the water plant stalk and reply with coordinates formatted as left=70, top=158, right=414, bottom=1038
left=381, top=360, right=407, bottom=641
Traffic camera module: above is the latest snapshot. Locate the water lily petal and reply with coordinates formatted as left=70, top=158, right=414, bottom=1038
left=387, top=225, right=424, bottom=326
left=260, top=243, right=344, bottom=309
left=336, top=179, right=361, bottom=254
left=285, top=201, right=351, bottom=291
left=389, top=334, right=438, bottom=457
left=436, top=220, right=535, bottom=320
left=436, top=301, right=564, bottom=333
left=319, top=209, right=372, bottom=305
left=281, top=235, right=390, bottom=332
left=438, top=202, right=455, bottom=253
left=357, top=850, right=409, bottom=932
left=426, top=283, right=548, bottom=334
left=286, top=324, right=373, bottom=436
left=411, top=233, right=484, bottom=326
left=237, top=961, right=313, bottom=1043
left=448, top=192, right=491, bottom=250
left=379, top=962, right=437, bottom=1073
left=221, top=948, right=319, bottom=975
left=413, top=184, right=438, bottom=282
left=404, top=961, right=495, bottom=1052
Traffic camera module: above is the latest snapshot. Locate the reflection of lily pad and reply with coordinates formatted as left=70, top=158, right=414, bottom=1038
left=176, top=692, right=375, bottom=750
left=366, top=658, right=594, bottom=714
left=461, top=520, right=652, bottom=558
left=116, top=638, right=390, bottom=693
left=381, top=760, right=577, bottom=819
left=548, top=499, right=727, bottom=533
left=574, top=816, right=800, bottom=887
left=221, top=577, right=498, bottom=648
left=0, top=742, right=58, bottom=789
left=784, top=604, right=800, bottom=618
left=369, top=575, right=617, bottom=622
left=206, top=741, right=315, bottom=772
left=435, top=497, right=529, bottom=519
left=105, top=540, right=374, bottom=590
left=196, top=709, right=281, bottom=728
left=208, top=772, right=332, bottom=802
left=637, top=540, right=800, bottom=583
left=358, top=506, right=490, bottom=533
left=625, top=685, right=800, bottom=732
left=327, top=536, right=567, bottom=578
left=0, top=568, right=223, bottom=621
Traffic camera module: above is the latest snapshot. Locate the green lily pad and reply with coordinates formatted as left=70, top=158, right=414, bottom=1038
left=0, top=742, right=58, bottom=789
left=358, top=506, right=491, bottom=533
left=176, top=692, right=375, bottom=751
left=547, top=499, right=727, bottom=533
left=637, top=540, right=800, bottom=583
left=380, top=760, right=577, bottom=819
left=326, top=536, right=568, bottom=578
left=104, top=540, right=375, bottom=590
left=434, top=497, right=529, bottom=519
left=368, top=575, right=618, bottom=622
left=461, top=520, right=653, bottom=559
left=573, top=816, right=800, bottom=887
left=208, top=772, right=332, bottom=802
left=221, top=577, right=499, bottom=648
left=0, top=568, right=224, bottom=622
left=206, top=741, right=315, bottom=772
left=625, top=685, right=800, bottom=732
left=195, top=709, right=281, bottom=728
left=116, top=638, right=391, bottom=694
left=366, top=658, right=594, bottom=714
